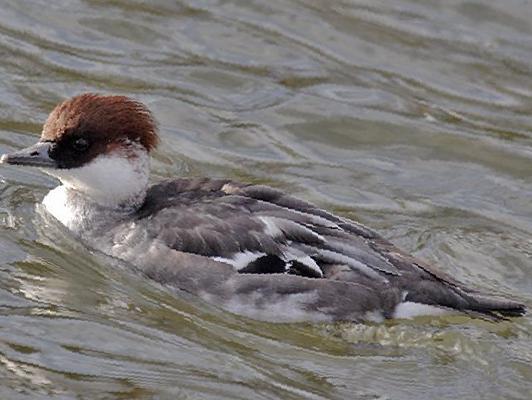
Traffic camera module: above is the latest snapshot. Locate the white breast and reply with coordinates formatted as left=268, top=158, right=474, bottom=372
left=42, top=185, right=76, bottom=230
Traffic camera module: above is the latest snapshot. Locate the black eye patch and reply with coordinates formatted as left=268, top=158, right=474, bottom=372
left=72, top=137, right=90, bottom=152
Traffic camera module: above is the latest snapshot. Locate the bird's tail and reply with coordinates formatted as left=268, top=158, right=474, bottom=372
left=462, top=291, right=526, bottom=318
left=401, top=279, right=526, bottom=320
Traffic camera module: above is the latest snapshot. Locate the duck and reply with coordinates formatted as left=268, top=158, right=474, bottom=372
left=0, top=93, right=526, bottom=322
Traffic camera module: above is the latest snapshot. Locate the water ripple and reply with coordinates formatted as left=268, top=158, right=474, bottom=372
left=0, top=0, right=531, bottom=399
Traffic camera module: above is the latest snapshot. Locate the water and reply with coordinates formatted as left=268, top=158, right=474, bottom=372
left=0, top=0, right=531, bottom=398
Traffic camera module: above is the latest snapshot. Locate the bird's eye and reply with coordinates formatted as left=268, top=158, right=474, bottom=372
left=72, top=138, right=89, bottom=152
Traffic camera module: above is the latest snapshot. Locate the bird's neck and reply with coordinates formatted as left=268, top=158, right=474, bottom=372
left=42, top=147, right=150, bottom=233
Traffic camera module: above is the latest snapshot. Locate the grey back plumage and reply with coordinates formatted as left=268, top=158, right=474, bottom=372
left=124, top=178, right=525, bottom=321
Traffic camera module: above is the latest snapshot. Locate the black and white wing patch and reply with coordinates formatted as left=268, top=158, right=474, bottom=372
left=138, top=179, right=400, bottom=281
left=209, top=215, right=325, bottom=277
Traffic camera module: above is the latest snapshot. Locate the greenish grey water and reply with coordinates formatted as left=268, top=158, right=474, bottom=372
left=0, top=0, right=531, bottom=398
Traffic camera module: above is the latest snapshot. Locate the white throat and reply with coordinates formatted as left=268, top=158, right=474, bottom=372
left=42, top=146, right=149, bottom=232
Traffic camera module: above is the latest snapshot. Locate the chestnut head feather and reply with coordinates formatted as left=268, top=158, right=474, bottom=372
left=41, top=93, right=158, bottom=169
left=0, top=93, right=158, bottom=209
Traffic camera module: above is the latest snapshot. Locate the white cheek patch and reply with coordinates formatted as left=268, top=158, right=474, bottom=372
left=44, top=147, right=149, bottom=208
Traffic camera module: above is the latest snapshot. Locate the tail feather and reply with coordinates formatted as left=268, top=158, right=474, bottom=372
left=464, top=293, right=527, bottom=317
left=401, top=279, right=526, bottom=319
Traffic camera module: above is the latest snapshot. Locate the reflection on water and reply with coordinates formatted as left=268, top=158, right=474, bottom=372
left=0, top=0, right=531, bottom=399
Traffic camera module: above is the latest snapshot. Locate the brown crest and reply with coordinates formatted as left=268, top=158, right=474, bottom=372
left=42, top=93, right=159, bottom=152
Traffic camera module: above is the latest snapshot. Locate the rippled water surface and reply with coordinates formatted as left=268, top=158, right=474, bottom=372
left=0, top=0, right=531, bottom=398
